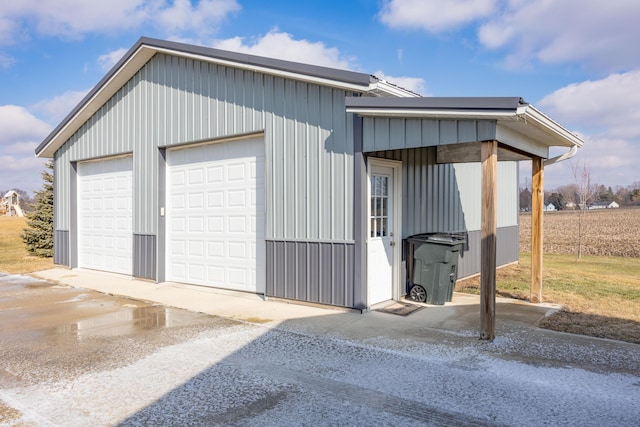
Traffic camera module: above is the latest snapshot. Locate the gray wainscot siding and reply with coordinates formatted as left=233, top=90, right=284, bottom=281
left=133, top=234, right=156, bottom=280
left=53, top=230, right=69, bottom=266
left=53, top=53, right=358, bottom=293
left=266, top=240, right=355, bottom=307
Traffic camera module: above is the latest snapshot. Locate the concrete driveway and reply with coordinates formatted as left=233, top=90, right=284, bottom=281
left=1, top=269, right=639, bottom=426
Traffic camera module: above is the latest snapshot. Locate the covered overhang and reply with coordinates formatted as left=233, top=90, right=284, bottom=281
left=346, top=96, right=584, bottom=340
left=345, top=96, right=583, bottom=160
left=35, top=37, right=415, bottom=159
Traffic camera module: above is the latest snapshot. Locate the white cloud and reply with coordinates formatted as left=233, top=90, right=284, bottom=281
left=478, top=1, right=640, bottom=72
left=378, top=1, right=640, bottom=72
left=212, top=30, right=356, bottom=70
left=0, top=0, right=240, bottom=42
left=97, top=48, right=129, bottom=72
left=156, top=0, right=240, bottom=39
left=373, top=71, right=428, bottom=95
left=0, top=105, right=52, bottom=194
left=538, top=71, right=640, bottom=139
left=30, top=89, right=89, bottom=124
left=532, top=71, right=640, bottom=188
left=0, top=105, right=51, bottom=142
left=379, top=0, right=496, bottom=32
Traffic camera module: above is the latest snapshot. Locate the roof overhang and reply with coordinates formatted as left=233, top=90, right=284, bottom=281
left=36, top=37, right=416, bottom=158
left=345, top=96, right=583, bottom=157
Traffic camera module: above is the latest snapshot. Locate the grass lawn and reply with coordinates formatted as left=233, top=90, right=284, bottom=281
left=456, top=253, right=640, bottom=344
left=0, top=217, right=53, bottom=274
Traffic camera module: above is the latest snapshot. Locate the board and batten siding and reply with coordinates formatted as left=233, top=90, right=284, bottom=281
left=363, top=117, right=497, bottom=152
left=53, top=53, right=357, bottom=244
left=368, top=147, right=518, bottom=235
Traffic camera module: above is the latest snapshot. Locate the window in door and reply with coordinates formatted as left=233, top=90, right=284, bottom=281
left=370, top=175, right=389, bottom=238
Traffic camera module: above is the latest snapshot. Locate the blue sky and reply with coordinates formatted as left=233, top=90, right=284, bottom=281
left=1, top=0, right=639, bottom=195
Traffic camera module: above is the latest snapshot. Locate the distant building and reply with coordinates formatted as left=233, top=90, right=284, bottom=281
left=1, top=190, right=24, bottom=217
left=544, top=203, right=557, bottom=212
left=589, top=201, right=619, bottom=210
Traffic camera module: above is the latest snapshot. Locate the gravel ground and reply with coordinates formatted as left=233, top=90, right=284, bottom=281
left=1, top=273, right=639, bottom=426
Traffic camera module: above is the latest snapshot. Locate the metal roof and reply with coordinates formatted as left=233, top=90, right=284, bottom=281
left=143, top=37, right=376, bottom=87
left=36, top=37, right=398, bottom=158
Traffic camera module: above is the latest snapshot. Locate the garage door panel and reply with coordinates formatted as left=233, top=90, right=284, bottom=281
left=77, top=157, right=133, bottom=275
left=166, top=138, right=265, bottom=293
left=207, top=166, right=223, bottom=182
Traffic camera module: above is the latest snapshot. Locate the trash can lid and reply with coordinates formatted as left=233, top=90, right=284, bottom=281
left=408, top=232, right=466, bottom=245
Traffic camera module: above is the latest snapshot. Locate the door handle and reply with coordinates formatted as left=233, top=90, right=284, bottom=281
left=390, top=241, right=395, bottom=246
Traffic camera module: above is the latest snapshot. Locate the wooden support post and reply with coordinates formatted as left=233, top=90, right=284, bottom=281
left=531, top=156, right=544, bottom=303
left=480, top=140, right=497, bottom=341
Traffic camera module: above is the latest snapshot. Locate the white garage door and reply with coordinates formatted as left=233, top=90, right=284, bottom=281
left=166, top=137, right=265, bottom=293
left=77, top=156, right=133, bottom=275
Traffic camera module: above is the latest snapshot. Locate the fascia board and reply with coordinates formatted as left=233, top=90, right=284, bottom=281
left=522, top=105, right=584, bottom=148
left=368, top=81, right=420, bottom=98
left=345, top=107, right=518, bottom=120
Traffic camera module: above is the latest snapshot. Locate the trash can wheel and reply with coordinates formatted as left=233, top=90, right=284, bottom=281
left=409, top=285, right=427, bottom=303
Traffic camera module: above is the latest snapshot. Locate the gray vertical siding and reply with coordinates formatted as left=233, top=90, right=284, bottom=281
left=53, top=230, right=69, bottom=266
left=133, top=234, right=156, bottom=280
left=363, top=117, right=497, bottom=151
left=456, top=226, right=519, bottom=279
left=368, top=147, right=519, bottom=283
left=369, top=147, right=518, bottom=235
left=266, top=240, right=355, bottom=307
left=54, top=53, right=355, bottom=244
left=53, top=146, right=70, bottom=230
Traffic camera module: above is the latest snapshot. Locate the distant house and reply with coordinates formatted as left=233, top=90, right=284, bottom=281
left=589, top=201, right=619, bottom=210
left=544, top=203, right=557, bottom=212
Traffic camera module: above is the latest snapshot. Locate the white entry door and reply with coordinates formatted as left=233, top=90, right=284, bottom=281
left=166, top=137, right=265, bottom=293
left=367, top=160, right=401, bottom=306
left=77, top=156, right=133, bottom=275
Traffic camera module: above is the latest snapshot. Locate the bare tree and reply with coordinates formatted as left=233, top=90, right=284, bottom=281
left=557, top=183, right=579, bottom=209
left=519, top=178, right=532, bottom=211
left=572, top=159, right=594, bottom=259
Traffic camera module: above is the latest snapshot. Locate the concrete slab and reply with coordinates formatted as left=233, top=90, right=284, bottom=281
left=32, top=268, right=359, bottom=326
left=32, top=267, right=557, bottom=341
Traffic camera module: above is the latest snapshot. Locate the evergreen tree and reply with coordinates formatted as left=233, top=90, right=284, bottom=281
left=22, top=160, right=54, bottom=257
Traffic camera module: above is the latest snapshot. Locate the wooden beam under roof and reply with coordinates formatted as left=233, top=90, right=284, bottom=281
left=436, top=141, right=531, bottom=164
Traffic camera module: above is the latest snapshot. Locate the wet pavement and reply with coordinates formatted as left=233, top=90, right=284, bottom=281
left=1, top=271, right=639, bottom=426
left=0, top=273, right=237, bottom=425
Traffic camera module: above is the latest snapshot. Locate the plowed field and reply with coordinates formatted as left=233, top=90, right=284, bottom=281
left=520, top=208, right=640, bottom=258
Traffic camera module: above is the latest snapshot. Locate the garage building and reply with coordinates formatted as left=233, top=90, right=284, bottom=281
left=36, top=37, right=581, bottom=310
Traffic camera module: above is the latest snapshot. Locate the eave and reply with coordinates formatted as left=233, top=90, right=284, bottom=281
left=345, top=96, right=583, bottom=158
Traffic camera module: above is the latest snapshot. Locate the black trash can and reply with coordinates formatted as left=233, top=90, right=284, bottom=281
left=407, top=232, right=466, bottom=305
